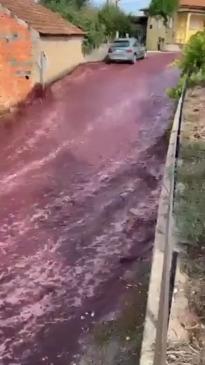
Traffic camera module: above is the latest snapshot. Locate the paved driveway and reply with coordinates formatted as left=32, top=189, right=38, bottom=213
left=0, top=54, right=178, bottom=365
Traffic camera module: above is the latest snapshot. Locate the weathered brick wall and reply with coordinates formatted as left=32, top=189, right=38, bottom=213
left=0, top=8, right=33, bottom=110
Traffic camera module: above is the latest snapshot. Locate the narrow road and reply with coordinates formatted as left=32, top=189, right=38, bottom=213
left=0, top=53, right=178, bottom=365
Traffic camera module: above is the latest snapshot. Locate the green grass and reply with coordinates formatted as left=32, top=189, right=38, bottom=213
left=176, top=141, right=205, bottom=246
left=175, top=136, right=205, bottom=327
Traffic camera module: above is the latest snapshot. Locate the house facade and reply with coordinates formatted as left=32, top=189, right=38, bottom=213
left=176, top=0, right=205, bottom=44
left=146, top=16, right=173, bottom=51
left=0, top=0, right=84, bottom=111
left=146, top=0, right=205, bottom=50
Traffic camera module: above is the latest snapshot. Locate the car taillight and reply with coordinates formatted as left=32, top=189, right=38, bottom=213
left=108, top=48, right=113, bottom=53
left=126, top=49, right=133, bottom=53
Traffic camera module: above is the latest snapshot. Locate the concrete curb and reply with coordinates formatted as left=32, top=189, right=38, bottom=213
left=139, top=95, right=184, bottom=365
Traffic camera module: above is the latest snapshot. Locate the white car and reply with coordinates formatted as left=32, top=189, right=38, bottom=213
left=107, top=38, right=146, bottom=64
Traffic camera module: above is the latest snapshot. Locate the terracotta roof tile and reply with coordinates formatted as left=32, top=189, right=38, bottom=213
left=0, top=0, right=85, bottom=36
left=180, top=0, right=205, bottom=8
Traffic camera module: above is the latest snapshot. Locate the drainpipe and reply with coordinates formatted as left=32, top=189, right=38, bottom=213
left=39, top=51, right=47, bottom=89
left=185, top=13, right=191, bottom=43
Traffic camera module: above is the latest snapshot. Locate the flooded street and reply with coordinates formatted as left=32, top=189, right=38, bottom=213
left=0, top=53, right=178, bottom=365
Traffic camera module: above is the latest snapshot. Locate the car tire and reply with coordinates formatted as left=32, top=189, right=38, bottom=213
left=131, top=54, right=136, bottom=64
left=105, top=57, right=111, bottom=64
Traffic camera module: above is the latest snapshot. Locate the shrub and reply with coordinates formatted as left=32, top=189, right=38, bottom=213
left=180, top=31, right=205, bottom=75
left=167, top=74, right=187, bottom=99
left=168, top=31, right=205, bottom=99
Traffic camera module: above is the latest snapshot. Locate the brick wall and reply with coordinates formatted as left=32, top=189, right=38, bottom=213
left=0, top=9, right=33, bottom=110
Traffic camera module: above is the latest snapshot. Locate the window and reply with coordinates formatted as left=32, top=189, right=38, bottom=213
left=113, top=41, right=130, bottom=48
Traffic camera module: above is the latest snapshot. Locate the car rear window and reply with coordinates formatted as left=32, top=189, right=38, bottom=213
left=113, top=41, right=130, bottom=48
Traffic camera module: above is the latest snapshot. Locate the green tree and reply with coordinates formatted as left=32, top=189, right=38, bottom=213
left=77, top=6, right=106, bottom=53
left=41, top=0, right=133, bottom=53
left=149, top=0, right=179, bottom=23
left=42, top=0, right=87, bottom=11
left=98, top=5, right=132, bottom=38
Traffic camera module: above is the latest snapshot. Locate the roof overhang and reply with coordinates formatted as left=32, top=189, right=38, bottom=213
left=179, top=5, right=205, bottom=13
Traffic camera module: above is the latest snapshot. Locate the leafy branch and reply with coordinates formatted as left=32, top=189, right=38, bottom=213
left=149, top=0, right=179, bottom=23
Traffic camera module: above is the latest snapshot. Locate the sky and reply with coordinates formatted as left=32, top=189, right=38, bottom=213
left=93, top=0, right=150, bottom=14
left=120, top=0, right=150, bottom=14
